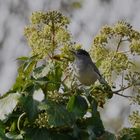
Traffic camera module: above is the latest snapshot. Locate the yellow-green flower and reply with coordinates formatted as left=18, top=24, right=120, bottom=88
left=113, top=21, right=132, bottom=36
left=130, top=39, right=140, bottom=54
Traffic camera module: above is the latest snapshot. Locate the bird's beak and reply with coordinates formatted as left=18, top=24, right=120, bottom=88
left=70, top=50, right=76, bottom=55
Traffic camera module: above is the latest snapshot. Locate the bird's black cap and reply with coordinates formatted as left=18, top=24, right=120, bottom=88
left=76, top=49, right=90, bottom=56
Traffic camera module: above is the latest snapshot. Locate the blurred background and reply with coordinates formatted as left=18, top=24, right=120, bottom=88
left=0, top=0, right=140, bottom=134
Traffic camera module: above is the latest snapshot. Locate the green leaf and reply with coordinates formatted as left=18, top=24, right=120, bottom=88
left=0, top=121, right=9, bottom=140
left=12, top=64, right=26, bottom=91
left=5, top=132, right=23, bottom=140
left=23, top=60, right=36, bottom=77
left=25, top=127, right=74, bottom=140
left=20, top=85, right=39, bottom=121
left=33, top=87, right=45, bottom=102
left=73, top=127, right=90, bottom=140
left=90, top=97, right=98, bottom=113
left=17, top=56, right=29, bottom=61
left=92, top=113, right=105, bottom=137
left=47, top=62, right=62, bottom=91
left=13, top=56, right=37, bottom=91
left=66, top=95, right=76, bottom=112
left=39, top=101, right=75, bottom=127
left=33, top=65, right=46, bottom=76
left=25, top=128, right=50, bottom=140
left=67, top=95, right=88, bottom=118
left=0, top=93, right=20, bottom=121
left=85, top=113, right=105, bottom=137
left=20, top=96, right=39, bottom=121
left=33, top=77, right=49, bottom=85
left=33, top=63, right=51, bottom=79
left=99, top=131, right=116, bottom=140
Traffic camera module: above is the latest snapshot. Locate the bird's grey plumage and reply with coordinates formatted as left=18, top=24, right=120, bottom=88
left=71, top=49, right=107, bottom=86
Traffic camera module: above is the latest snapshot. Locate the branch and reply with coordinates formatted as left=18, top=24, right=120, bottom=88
left=113, top=92, right=132, bottom=98
left=112, top=85, right=133, bottom=98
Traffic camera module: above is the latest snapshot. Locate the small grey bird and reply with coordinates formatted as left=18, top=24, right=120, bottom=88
left=71, top=49, right=107, bottom=86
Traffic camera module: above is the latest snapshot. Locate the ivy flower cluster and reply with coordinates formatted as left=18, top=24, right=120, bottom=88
left=24, top=11, right=74, bottom=59
left=129, top=111, right=140, bottom=128
left=47, top=91, right=69, bottom=104
left=90, top=21, right=140, bottom=83
left=35, top=112, right=49, bottom=128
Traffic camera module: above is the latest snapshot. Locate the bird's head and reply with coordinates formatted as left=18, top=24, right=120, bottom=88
left=70, top=49, right=90, bottom=60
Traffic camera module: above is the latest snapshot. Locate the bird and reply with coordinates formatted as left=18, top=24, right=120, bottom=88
left=71, top=49, right=107, bottom=86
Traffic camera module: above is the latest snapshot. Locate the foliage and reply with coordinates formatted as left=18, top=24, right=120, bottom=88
left=0, top=11, right=140, bottom=140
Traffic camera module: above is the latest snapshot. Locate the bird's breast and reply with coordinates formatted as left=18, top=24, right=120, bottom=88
left=73, top=61, right=99, bottom=86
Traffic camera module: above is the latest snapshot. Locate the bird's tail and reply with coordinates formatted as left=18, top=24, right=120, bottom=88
left=99, top=76, right=113, bottom=99
left=99, top=76, right=108, bottom=85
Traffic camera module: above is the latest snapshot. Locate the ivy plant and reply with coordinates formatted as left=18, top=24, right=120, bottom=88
left=0, top=11, right=140, bottom=140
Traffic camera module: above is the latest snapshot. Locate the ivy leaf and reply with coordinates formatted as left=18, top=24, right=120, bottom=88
left=25, top=128, right=50, bottom=140
left=67, top=95, right=88, bottom=118
left=72, top=125, right=90, bottom=140
left=47, top=62, right=62, bottom=91
left=33, top=76, right=49, bottom=85
left=17, top=56, right=29, bottom=61
left=66, top=95, right=75, bottom=112
left=39, top=101, right=75, bottom=127
left=20, top=85, right=39, bottom=121
left=0, top=93, right=20, bottom=121
left=101, top=131, right=116, bottom=140
left=25, top=127, right=74, bottom=140
left=85, top=115, right=105, bottom=138
left=13, top=56, right=37, bottom=91
left=0, top=121, right=9, bottom=140
left=85, top=112, right=105, bottom=138
left=5, top=132, right=23, bottom=140
left=33, top=65, right=47, bottom=78
left=20, top=96, right=39, bottom=121
left=23, top=57, right=37, bottom=77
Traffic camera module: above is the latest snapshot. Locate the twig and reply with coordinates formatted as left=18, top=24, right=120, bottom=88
left=112, top=85, right=133, bottom=98
left=121, top=38, right=131, bottom=42
left=113, top=92, right=132, bottom=98
left=113, top=85, right=132, bottom=93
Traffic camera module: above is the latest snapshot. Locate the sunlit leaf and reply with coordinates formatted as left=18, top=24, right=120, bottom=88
left=33, top=88, right=44, bottom=102
left=5, top=132, right=23, bottom=140
left=13, top=57, right=37, bottom=91
left=33, top=76, right=49, bottom=85
left=0, top=93, right=20, bottom=121
left=33, top=65, right=46, bottom=77
left=17, top=56, right=29, bottom=61
left=66, top=95, right=76, bottom=112
left=47, top=62, right=62, bottom=91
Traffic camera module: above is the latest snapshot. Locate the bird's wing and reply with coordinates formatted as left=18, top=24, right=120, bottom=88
left=90, top=61, right=107, bottom=84
left=90, top=61, right=102, bottom=77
